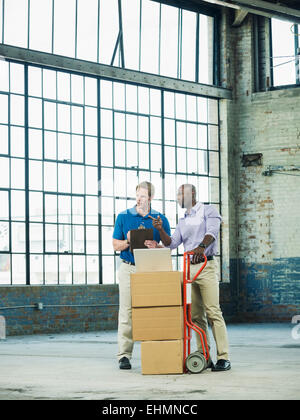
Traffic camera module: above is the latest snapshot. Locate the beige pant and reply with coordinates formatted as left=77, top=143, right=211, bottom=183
left=191, top=259, right=229, bottom=360
left=117, top=261, right=136, bottom=360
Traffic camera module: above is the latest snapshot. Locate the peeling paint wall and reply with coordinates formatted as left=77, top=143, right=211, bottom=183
left=219, top=9, right=300, bottom=321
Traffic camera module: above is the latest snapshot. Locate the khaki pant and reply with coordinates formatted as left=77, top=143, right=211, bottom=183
left=117, top=261, right=136, bottom=360
left=191, top=259, right=229, bottom=360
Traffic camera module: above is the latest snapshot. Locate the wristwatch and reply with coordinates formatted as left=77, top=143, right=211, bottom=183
left=198, top=242, right=206, bottom=249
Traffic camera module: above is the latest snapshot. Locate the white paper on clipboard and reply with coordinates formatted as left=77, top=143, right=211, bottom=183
left=186, top=283, right=192, bottom=304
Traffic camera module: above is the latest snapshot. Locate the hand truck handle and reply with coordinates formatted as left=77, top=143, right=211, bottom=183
left=183, top=251, right=207, bottom=283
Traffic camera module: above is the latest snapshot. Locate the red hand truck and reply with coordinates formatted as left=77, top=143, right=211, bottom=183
left=183, top=251, right=209, bottom=373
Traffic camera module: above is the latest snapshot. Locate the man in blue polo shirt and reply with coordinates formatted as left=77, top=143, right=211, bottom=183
left=112, top=181, right=171, bottom=370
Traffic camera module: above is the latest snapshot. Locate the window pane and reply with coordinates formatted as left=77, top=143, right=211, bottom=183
left=102, top=256, right=114, bottom=284
left=272, top=19, right=296, bottom=86
left=29, top=129, right=43, bottom=159
left=0, top=191, right=9, bottom=220
left=85, top=166, right=98, bottom=195
left=122, top=0, right=140, bottom=70
left=59, top=255, right=72, bottom=284
left=10, top=95, right=24, bottom=126
left=29, top=160, right=43, bottom=190
left=0, top=61, right=9, bottom=92
left=29, top=98, right=43, bottom=128
left=0, top=222, right=9, bottom=251
left=86, top=226, right=98, bottom=254
left=0, top=95, right=8, bottom=124
left=101, top=138, right=113, bottom=167
left=85, top=107, right=97, bottom=136
left=100, top=109, right=113, bottom=137
left=71, top=106, right=83, bottom=134
left=160, top=5, right=178, bottom=78
left=28, top=66, right=42, bottom=97
left=44, top=131, right=57, bottom=160
left=58, top=224, right=71, bottom=253
left=87, top=255, right=99, bottom=284
left=85, top=78, right=97, bottom=107
left=53, top=0, right=76, bottom=57
left=0, top=254, right=11, bottom=285
left=0, top=157, right=9, bottom=188
left=72, top=196, right=84, bottom=224
left=181, top=10, right=196, bottom=81
left=4, top=0, right=28, bottom=48
left=58, top=133, right=71, bottom=161
left=45, top=254, right=58, bottom=284
left=77, top=0, right=98, bottom=61
left=71, top=74, right=84, bottom=104
left=73, top=225, right=85, bottom=253
left=72, top=165, right=85, bottom=194
left=58, top=195, right=71, bottom=224
left=11, top=158, right=25, bottom=189
left=10, top=63, right=24, bottom=94
left=10, top=126, right=25, bottom=157
left=11, top=222, right=25, bottom=252
left=45, top=194, right=57, bottom=223
left=140, top=0, right=159, bottom=74
left=126, top=141, right=138, bottom=168
left=29, top=0, right=52, bottom=52
left=72, top=135, right=84, bottom=162
left=100, top=197, right=113, bottom=225
left=30, top=223, right=44, bottom=252
left=57, top=72, right=70, bottom=102
left=11, top=254, right=26, bottom=285
left=86, top=196, right=98, bottom=225
left=11, top=190, right=25, bottom=221
left=57, top=104, right=70, bottom=133
left=58, top=163, right=71, bottom=193
left=44, top=162, right=57, bottom=191
left=0, top=125, right=8, bottom=154
left=115, top=140, right=125, bottom=167
left=30, top=254, right=44, bottom=285
left=29, top=192, right=43, bottom=222
left=73, top=255, right=85, bottom=284
left=199, top=15, right=214, bottom=85
left=44, top=102, right=57, bottom=130
left=99, top=0, right=119, bottom=64
left=43, top=70, right=56, bottom=100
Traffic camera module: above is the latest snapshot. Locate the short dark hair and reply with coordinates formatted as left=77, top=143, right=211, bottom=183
left=136, top=181, right=155, bottom=198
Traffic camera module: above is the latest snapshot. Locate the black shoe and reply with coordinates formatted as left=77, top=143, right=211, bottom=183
left=207, top=357, right=214, bottom=369
left=211, top=359, right=231, bottom=371
left=119, top=357, right=131, bottom=370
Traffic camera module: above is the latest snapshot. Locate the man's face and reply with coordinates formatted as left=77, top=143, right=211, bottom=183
left=136, top=187, right=151, bottom=211
left=177, top=186, right=193, bottom=209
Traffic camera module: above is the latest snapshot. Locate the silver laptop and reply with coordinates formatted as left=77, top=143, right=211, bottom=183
left=133, top=248, right=173, bottom=272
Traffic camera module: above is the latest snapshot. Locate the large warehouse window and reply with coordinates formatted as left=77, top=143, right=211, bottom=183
left=0, top=0, right=217, bottom=85
left=271, top=19, right=300, bottom=87
left=0, top=59, right=220, bottom=285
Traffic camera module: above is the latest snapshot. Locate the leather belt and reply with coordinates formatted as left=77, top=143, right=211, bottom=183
left=191, top=256, right=214, bottom=264
left=122, top=260, right=135, bottom=266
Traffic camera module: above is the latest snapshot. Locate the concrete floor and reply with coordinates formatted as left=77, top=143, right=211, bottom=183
left=0, top=323, right=299, bottom=400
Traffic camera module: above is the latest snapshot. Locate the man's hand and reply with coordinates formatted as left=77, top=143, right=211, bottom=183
left=144, top=240, right=159, bottom=248
left=191, top=246, right=205, bottom=264
left=148, top=215, right=163, bottom=231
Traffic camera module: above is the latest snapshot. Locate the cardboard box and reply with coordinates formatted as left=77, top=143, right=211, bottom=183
left=132, top=306, right=183, bottom=341
left=131, top=271, right=182, bottom=308
left=141, top=340, right=183, bottom=375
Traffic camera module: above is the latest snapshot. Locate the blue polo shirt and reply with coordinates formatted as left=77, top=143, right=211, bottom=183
left=113, top=206, right=171, bottom=264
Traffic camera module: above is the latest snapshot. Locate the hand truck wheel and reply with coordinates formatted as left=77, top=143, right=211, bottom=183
left=185, top=351, right=207, bottom=374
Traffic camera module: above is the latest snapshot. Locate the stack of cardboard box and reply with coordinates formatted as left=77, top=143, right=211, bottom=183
left=131, top=271, right=184, bottom=375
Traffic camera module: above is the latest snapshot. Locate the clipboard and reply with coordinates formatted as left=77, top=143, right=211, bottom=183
left=130, top=228, right=153, bottom=253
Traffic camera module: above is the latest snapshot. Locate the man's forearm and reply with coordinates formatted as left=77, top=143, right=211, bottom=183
left=201, top=234, right=215, bottom=248
left=113, top=239, right=130, bottom=252
left=158, top=228, right=172, bottom=247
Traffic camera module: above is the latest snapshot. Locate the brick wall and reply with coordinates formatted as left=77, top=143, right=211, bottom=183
left=0, top=285, right=119, bottom=336
left=219, top=9, right=300, bottom=322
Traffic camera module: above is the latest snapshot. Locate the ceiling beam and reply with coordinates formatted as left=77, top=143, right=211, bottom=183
left=232, top=9, right=248, bottom=26
left=0, top=44, right=232, bottom=100
left=192, top=0, right=300, bottom=23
